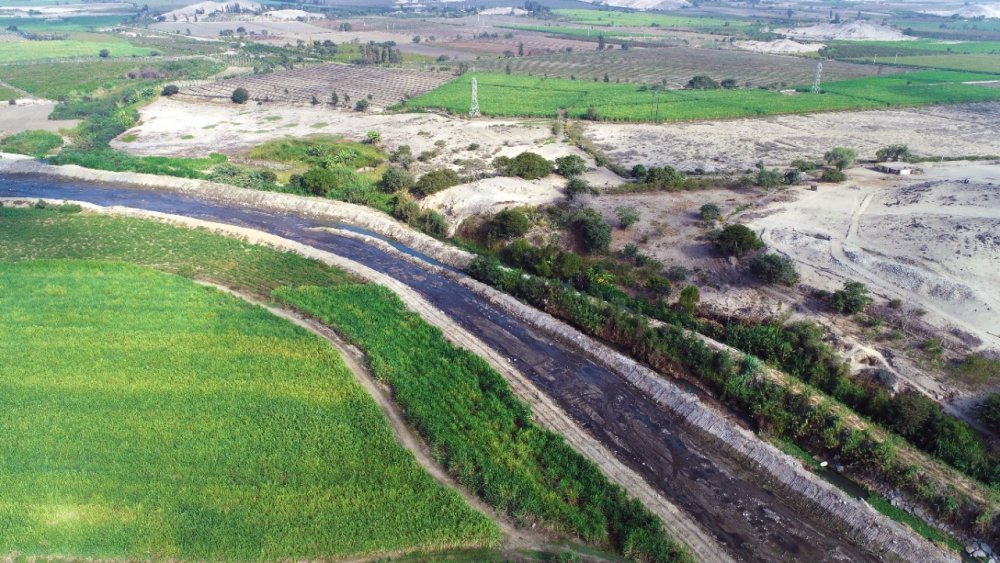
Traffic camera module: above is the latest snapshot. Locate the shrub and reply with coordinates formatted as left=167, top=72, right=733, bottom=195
left=665, top=265, right=689, bottom=282
left=699, top=203, right=721, bottom=221
left=615, top=206, right=640, bottom=229
left=495, top=152, right=553, bottom=179
left=390, top=145, right=413, bottom=167
left=686, top=75, right=719, bottom=90
left=295, top=167, right=336, bottom=196
left=678, top=285, right=700, bottom=315
left=572, top=208, right=611, bottom=254
left=553, top=251, right=583, bottom=279
left=830, top=281, right=872, bottom=314
left=555, top=154, right=587, bottom=177
left=642, top=165, right=686, bottom=189
left=783, top=169, right=802, bottom=185
left=720, top=78, right=738, bottom=89
left=379, top=167, right=413, bottom=193
left=414, top=209, right=448, bottom=238
left=749, top=253, right=799, bottom=286
left=98, top=48, right=109, bottom=58
left=160, top=84, right=179, bottom=96
left=566, top=177, right=597, bottom=200
left=647, top=276, right=672, bottom=297
left=952, top=353, right=1000, bottom=385
left=820, top=168, right=847, bottom=183
left=876, top=144, right=911, bottom=162
left=0, top=130, right=63, bottom=157
left=823, top=147, right=857, bottom=170
left=488, top=209, right=531, bottom=241
left=977, top=393, right=1000, bottom=433
left=411, top=168, right=460, bottom=197
left=231, top=87, right=249, bottom=104
left=790, top=159, right=816, bottom=172
left=355, top=99, right=370, bottom=112
left=756, top=168, right=782, bottom=188
left=714, top=224, right=764, bottom=256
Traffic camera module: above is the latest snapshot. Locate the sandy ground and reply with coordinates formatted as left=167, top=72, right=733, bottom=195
left=734, top=39, right=824, bottom=54
left=745, top=164, right=1000, bottom=351
left=778, top=21, right=913, bottom=42
left=585, top=102, right=1000, bottom=172
left=0, top=101, right=78, bottom=136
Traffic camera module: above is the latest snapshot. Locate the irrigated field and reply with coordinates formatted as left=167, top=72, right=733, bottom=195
left=408, top=70, right=1000, bottom=121
left=465, top=46, right=899, bottom=88
left=0, top=35, right=156, bottom=62
left=0, top=258, right=499, bottom=559
left=553, top=9, right=753, bottom=31
left=182, top=63, right=451, bottom=107
left=882, top=54, right=1000, bottom=74
left=0, top=59, right=224, bottom=99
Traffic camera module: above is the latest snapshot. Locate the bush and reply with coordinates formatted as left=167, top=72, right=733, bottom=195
left=876, top=144, right=911, bottom=162
left=783, top=169, right=802, bottom=185
left=414, top=209, right=448, bottom=238
left=790, top=159, right=816, bottom=172
left=231, top=87, right=249, bottom=104
left=379, top=167, right=413, bottom=193
left=572, top=208, right=611, bottom=254
left=566, top=177, right=597, bottom=200
left=952, top=353, right=1000, bottom=385
left=355, top=99, right=370, bottom=112
left=686, top=75, right=719, bottom=90
left=830, top=281, right=872, bottom=314
left=488, top=208, right=531, bottom=242
left=699, top=203, right=721, bottom=221
left=495, top=152, right=553, bottom=180
left=714, top=224, right=764, bottom=256
left=160, top=84, right=179, bottom=96
left=749, top=253, right=800, bottom=286
left=678, top=285, right=699, bottom=315
left=0, top=130, right=63, bottom=157
left=820, top=168, right=847, bottom=183
left=411, top=168, right=460, bottom=197
left=296, top=167, right=337, bottom=196
left=755, top=168, right=782, bottom=188
left=615, top=206, right=640, bottom=229
left=823, top=147, right=857, bottom=170
left=977, top=393, right=1000, bottom=433
left=99, top=48, right=109, bottom=58
left=555, top=154, right=587, bottom=177
left=720, top=78, right=738, bottom=89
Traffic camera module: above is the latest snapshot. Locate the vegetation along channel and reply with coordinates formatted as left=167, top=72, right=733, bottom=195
left=1, top=174, right=908, bottom=562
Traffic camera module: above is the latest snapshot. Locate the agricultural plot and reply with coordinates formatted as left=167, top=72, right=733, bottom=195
left=182, top=63, right=451, bottom=107
left=410, top=70, right=1000, bottom=121
left=0, top=84, right=18, bottom=99
left=0, top=259, right=499, bottom=559
left=466, top=47, right=901, bottom=88
left=553, top=9, right=753, bottom=31
left=880, top=54, right=1000, bottom=75
left=0, top=35, right=156, bottom=62
left=0, top=15, right=127, bottom=32
left=0, top=58, right=224, bottom=99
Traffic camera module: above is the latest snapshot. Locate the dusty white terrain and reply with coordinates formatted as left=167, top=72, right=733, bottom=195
left=733, top=39, right=824, bottom=54
left=0, top=101, right=78, bottom=136
left=585, top=102, right=1000, bottom=172
left=778, top=21, right=913, bottom=41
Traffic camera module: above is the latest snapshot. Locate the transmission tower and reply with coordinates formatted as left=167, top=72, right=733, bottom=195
left=470, top=76, right=481, bottom=117
left=811, top=62, right=823, bottom=93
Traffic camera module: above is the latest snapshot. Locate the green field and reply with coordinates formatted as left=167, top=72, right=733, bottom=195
left=837, top=39, right=1000, bottom=56
left=0, top=58, right=223, bottom=98
left=553, top=8, right=752, bottom=30
left=0, top=36, right=156, bottom=62
left=0, top=259, right=499, bottom=559
left=0, top=207, right=688, bottom=562
left=880, top=54, right=1000, bottom=74
left=408, top=70, right=1000, bottom=121
left=0, top=84, right=19, bottom=99
left=499, top=24, right=652, bottom=39
left=0, top=15, right=128, bottom=32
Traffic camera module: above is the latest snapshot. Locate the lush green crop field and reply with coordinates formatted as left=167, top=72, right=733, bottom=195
left=0, top=15, right=128, bottom=32
left=408, top=70, right=1000, bottom=121
left=0, top=36, right=156, bottom=62
left=840, top=39, right=1000, bottom=55
left=880, top=54, right=1000, bottom=74
left=0, top=259, right=499, bottom=559
left=553, top=8, right=752, bottom=30
left=0, top=59, right=223, bottom=98
left=0, top=84, right=19, bottom=99
left=498, top=24, right=652, bottom=39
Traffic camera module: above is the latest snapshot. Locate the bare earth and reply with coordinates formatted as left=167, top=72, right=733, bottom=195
left=584, top=102, right=1000, bottom=172
left=0, top=101, right=78, bottom=136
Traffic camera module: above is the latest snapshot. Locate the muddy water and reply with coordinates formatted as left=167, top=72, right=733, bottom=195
left=0, top=175, right=879, bottom=563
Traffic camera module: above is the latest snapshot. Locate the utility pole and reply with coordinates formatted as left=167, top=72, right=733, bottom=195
left=811, top=62, right=823, bottom=93
left=470, top=76, right=480, bottom=117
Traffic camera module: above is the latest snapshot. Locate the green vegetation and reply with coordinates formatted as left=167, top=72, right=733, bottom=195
left=978, top=393, right=1000, bottom=433
left=0, top=260, right=498, bottom=558
left=249, top=136, right=385, bottom=172
left=552, top=9, right=752, bottom=31
left=0, top=15, right=128, bottom=32
left=0, top=59, right=224, bottom=99
left=890, top=55, right=1000, bottom=74
left=699, top=203, right=721, bottom=221
left=824, top=147, right=857, bottom=171
left=749, top=253, right=799, bottom=286
left=498, top=24, right=651, bottom=39
left=952, top=353, right=1000, bottom=386
left=572, top=208, right=612, bottom=254
left=0, top=37, right=156, bottom=63
left=0, top=85, right=19, bottom=100
left=713, top=224, right=764, bottom=256
left=493, top=152, right=553, bottom=180
left=0, top=129, right=62, bottom=157
left=412, top=168, right=460, bottom=197
left=865, top=491, right=962, bottom=551
left=830, top=281, right=873, bottom=314
left=408, top=71, right=1000, bottom=122
left=275, top=285, right=691, bottom=563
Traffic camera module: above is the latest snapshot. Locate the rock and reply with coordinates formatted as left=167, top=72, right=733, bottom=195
left=968, top=544, right=976, bottom=554
left=820, top=460, right=828, bottom=467
left=973, top=549, right=986, bottom=558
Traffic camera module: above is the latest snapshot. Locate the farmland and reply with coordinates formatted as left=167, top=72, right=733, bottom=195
left=553, top=9, right=753, bottom=31
left=872, top=54, right=1000, bottom=74
left=464, top=46, right=900, bottom=89
left=498, top=24, right=653, bottom=40
left=0, top=259, right=499, bottom=559
left=407, top=70, right=1000, bottom=121
left=182, top=63, right=451, bottom=108
left=0, top=35, right=156, bottom=63
left=0, top=59, right=224, bottom=99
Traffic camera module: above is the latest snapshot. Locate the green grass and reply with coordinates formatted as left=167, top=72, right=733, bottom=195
left=0, top=36, right=156, bottom=63
left=0, top=85, right=19, bottom=99
left=865, top=491, right=962, bottom=551
left=880, top=54, right=1000, bottom=74
left=498, top=24, right=652, bottom=39
left=0, top=15, right=128, bottom=32
left=553, top=8, right=752, bottom=30
left=0, top=129, right=62, bottom=157
left=408, top=70, right=1000, bottom=121
left=0, top=59, right=224, bottom=99
left=0, top=259, right=499, bottom=559
left=275, top=285, right=690, bottom=562
left=249, top=135, right=385, bottom=169
left=835, top=39, right=1000, bottom=55
left=50, top=149, right=227, bottom=178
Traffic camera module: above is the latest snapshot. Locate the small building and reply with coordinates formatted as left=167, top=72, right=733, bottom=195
left=875, top=163, right=920, bottom=175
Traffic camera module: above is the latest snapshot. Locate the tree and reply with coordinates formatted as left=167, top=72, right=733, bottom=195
left=597, top=34, right=606, bottom=50
left=720, top=78, right=738, bottom=89
left=791, top=159, right=816, bottom=172
left=615, top=206, right=640, bottom=229
left=231, top=87, right=249, bottom=104
left=583, top=106, right=600, bottom=121
left=686, top=75, right=720, bottom=90
left=678, top=285, right=700, bottom=316
left=495, top=152, right=553, bottom=180
left=714, top=224, right=764, bottom=256
left=830, top=281, right=872, bottom=314
left=412, top=35, right=421, bottom=43
left=99, top=48, right=110, bottom=58
left=297, top=167, right=336, bottom=196
left=700, top=203, right=721, bottom=221
left=379, top=167, right=412, bottom=193
left=977, top=393, right=1000, bottom=433
left=750, top=253, right=800, bottom=285
left=160, top=84, right=179, bottom=96
left=329, top=92, right=339, bottom=106
left=355, top=98, right=369, bottom=111
left=488, top=208, right=531, bottom=241
left=566, top=178, right=597, bottom=200
left=572, top=209, right=611, bottom=254
left=783, top=169, right=802, bottom=185
left=411, top=168, right=460, bottom=196
left=824, top=147, right=857, bottom=170
left=555, top=154, right=587, bottom=177
left=876, top=144, right=911, bottom=162
left=756, top=168, right=782, bottom=188
left=820, top=168, right=847, bottom=183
